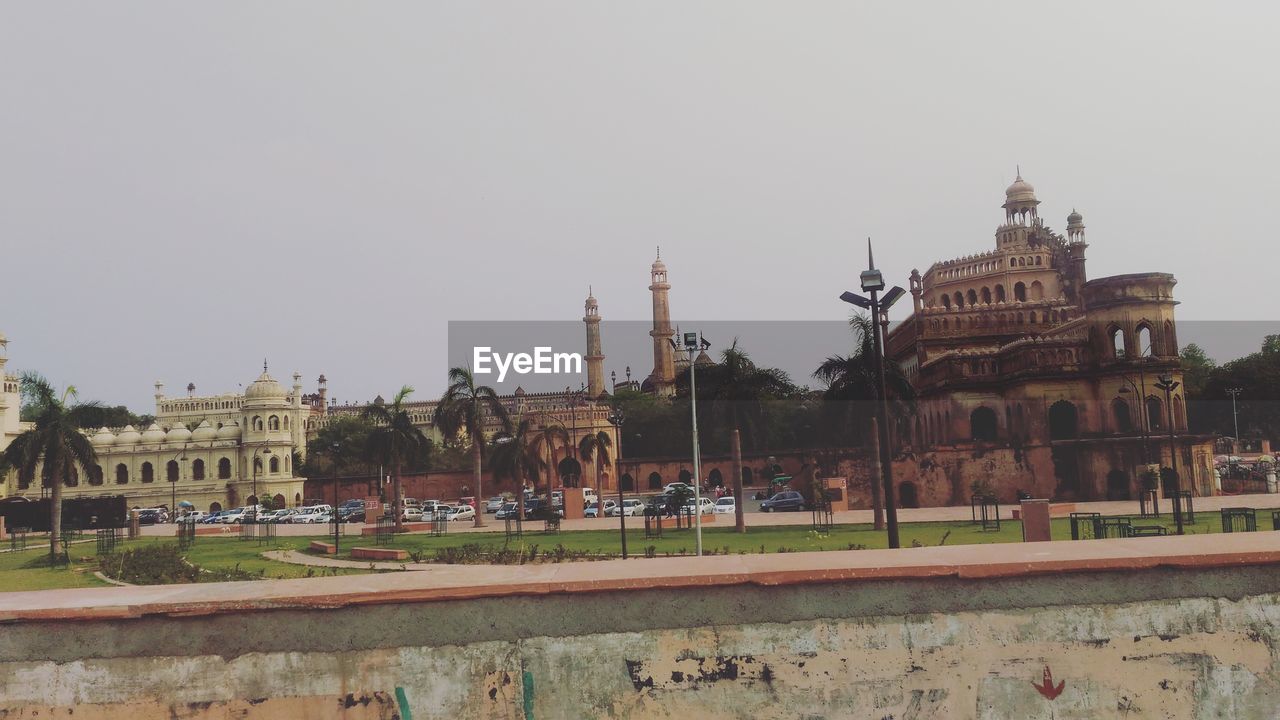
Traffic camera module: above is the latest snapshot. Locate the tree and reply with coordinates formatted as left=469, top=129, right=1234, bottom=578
left=528, top=418, right=570, bottom=495
left=1179, top=343, right=1216, bottom=399
left=489, top=418, right=547, bottom=520
left=578, top=430, right=612, bottom=500
left=3, top=373, right=100, bottom=561
left=434, top=367, right=510, bottom=527
left=692, top=339, right=798, bottom=453
left=362, top=386, right=431, bottom=532
left=812, top=313, right=915, bottom=447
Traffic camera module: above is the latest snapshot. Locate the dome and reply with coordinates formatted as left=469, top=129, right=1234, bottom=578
left=244, top=369, right=287, bottom=404
left=166, top=423, right=192, bottom=442
left=141, top=423, right=167, bottom=443
left=1067, top=208, right=1084, bottom=226
left=216, top=422, right=242, bottom=440
left=91, top=427, right=116, bottom=447
left=1004, top=173, right=1038, bottom=205
left=115, top=425, right=141, bottom=445
left=191, top=420, right=217, bottom=441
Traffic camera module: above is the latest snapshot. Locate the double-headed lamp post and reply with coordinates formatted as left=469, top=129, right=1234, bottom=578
left=608, top=406, right=627, bottom=559
left=671, top=331, right=711, bottom=556
left=1153, top=374, right=1184, bottom=535
left=1226, top=387, right=1243, bottom=447
left=840, top=239, right=907, bottom=549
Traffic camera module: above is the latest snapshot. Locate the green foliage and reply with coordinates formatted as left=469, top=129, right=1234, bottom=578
left=364, top=386, right=433, bottom=531
left=1189, top=334, right=1280, bottom=440
left=812, top=313, right=915, bottom=448
left=99, top=543, right=263, bottom=584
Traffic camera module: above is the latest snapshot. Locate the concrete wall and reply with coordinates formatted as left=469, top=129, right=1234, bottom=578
left=2, top=538, right=1279, bottom=719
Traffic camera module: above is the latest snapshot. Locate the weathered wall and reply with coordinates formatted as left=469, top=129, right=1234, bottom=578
left=2, top=556, right=1279, bottom=719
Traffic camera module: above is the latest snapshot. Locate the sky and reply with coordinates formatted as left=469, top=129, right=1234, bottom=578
left=1, top=3, right=1278, bottom=410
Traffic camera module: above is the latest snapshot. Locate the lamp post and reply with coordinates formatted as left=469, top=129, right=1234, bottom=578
left=608, top=406, right=627, bottom=559
left=1226, top=387, right=1243, bottom=447
left=251, top=447, right=272, bottom=512
left=1154, top=373, right=1184, bottom=535
left=170, top=445, right=188, bottom=521
left=670, top=331, right=710, bottom=556
left=331, top=442, right=341, bottom=553
left=840, top=239, right=907, bottom=549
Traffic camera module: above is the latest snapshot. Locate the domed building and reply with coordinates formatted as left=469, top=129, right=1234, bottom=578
left=882, top=172, right=1216, bottom=505
left=1, top=357, right=313, bottom=513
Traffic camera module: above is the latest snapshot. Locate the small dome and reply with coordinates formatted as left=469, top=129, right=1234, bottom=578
left=216, top=422, right=242, bottom=440
left=115, top=425, right=141, bottom=445
left=141, top=423, right=167, bottom=443
left=91, top=427, right=116, bottom=447
left=166, top=424, right=192, bottom=442
left=244, top=370, right=287, bottom=403
left=1067, top=208, right=1084, bottom=226
left=1004, top=173, right=1038, bottom=205
left=191, top=420, right=217, bottom=441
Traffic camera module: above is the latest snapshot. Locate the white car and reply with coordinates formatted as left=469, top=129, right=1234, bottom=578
left=684, top=497, right=715, bottom=515
left=584, top=499, right=617, bottom=518
left=663, top=482, right=695, bottom=495
left=401, top=504, right=424, bottom=522
left=258, top=509, right=290, bottom=523
left=178, top=511, right=207, bottom=523
left=446, top=505, right=475, bottom=522
left=713, top=497, right=736, bottom=515
left=292, top=506, right=333, bottom=524
left=219, top=507, right=248, bottom=524
left=608, top=498, right=645, bottom=517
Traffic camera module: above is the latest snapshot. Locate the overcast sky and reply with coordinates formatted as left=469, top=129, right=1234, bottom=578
left=2, top=3, right=1277, bottom=411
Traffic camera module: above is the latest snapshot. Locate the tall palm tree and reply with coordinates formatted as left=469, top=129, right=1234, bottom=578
left=434, top=367, right=510, bottom=527
left=3, top=373, right=100, bottom=561
left=696, top=339, right=795, bottom=452
left=812, top=313, right=915, bottom=445
left=528, top=417, right=570, bottom=496
left=489, top=418, right=547, bottom=520
left=362, top=386, right=431, bottom=532
left=578, top=430, right=612, bottom=503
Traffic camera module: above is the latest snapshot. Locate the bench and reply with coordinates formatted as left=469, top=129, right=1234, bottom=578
left=1130, top=525, right=1167, bottom=537
left=351, top=547, right=409, bottom=561
left=308, top=541, right=336, bottom=555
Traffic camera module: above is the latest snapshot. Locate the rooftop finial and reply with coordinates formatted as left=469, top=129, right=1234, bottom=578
left=589, top=284, right=593, bottom=297
left=1016, top=164, right=1022, bottom=179
left=656, top=245, right=661, bottom=260
left=263, top=358, right=268, bottom=374
left=867, top=237, right=876, bottom=270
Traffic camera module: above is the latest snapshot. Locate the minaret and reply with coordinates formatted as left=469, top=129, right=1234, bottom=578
left=1065, top=209, right=1089, bottom=303
left=647, top=249, right=676, bottom=397
left=583, top=287, right=605, bottom=397
left=317, top=374, right=328, bottom=414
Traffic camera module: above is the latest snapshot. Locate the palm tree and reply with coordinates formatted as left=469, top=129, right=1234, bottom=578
left=434, top=367, right=510, bottom=527
left=362, top=386, right=431, bottom=532
left=3, top=373, right=100, bottom=561
left=578, top=430, right=612, bottom=509
left=489, top=418, right=547, bottom=520
left=528, top=417, right=570, bottom=496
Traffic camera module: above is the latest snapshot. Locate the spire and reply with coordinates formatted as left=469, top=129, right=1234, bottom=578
left=263, top=358, right=268, bottom=374
left=656, top=246, right=661, bottom=260
left=867, top=237, right=875, bottom=270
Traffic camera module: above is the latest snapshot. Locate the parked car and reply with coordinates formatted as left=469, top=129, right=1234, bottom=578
left=458, top=496, right=477, bottom=509
left=292, top=506, right=333, bottom=524
left=338, top=503, right=366, bottom=523
left=136, top=508, right=163, bottom=525
left=178, top=510, right=208, bottom=524
left=310, top=512, right=334, bottom=524
left=258, top=509, right=288, bottom=523
left=202, top=511, right=225, bottom=524
left=608, top=498, right=645, bottom=517
left=218, top=508, right=248, bottom=524
left=760, top=491, right=806, bottom=512
left=663, top=482, right=694, bottom=495
left=485, top=496, right=505, bottom=513
left=447, top=505, right=476, bottom=522
left=584, top=499, right=617, bottom=518
left=495, top=502, right=519, bottom=520
left=713, top=497, right=737, bottom=515
left=401, top=504, right=424, bottom=522
left=684, top=497, right=716, bottom=515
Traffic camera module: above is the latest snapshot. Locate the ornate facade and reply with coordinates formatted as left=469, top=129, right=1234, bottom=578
left=884, top=173, right=1213, bottom=503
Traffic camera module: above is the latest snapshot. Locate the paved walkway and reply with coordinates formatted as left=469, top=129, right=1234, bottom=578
left=139, top=492, right=1280, bottom=539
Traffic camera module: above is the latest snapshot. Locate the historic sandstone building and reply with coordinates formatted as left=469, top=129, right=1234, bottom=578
left=882, top=173, right=1213, bottom=505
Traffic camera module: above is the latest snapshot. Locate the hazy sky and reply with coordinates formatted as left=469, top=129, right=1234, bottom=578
left=2, top=3, right=1277, bottom=411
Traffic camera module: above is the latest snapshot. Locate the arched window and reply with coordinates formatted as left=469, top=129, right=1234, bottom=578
left=218, top=457, right=232, bottom=479
left=1028, top=311, right=1037, bottom=324
left=1112, top=398, right=1133, bottom=432
left=1174, top=395, right=1185, bottom=430
left=285, top=455, right=290, bottom=472
left=647, top=472, right=663, bottom=490
left=254, top=457, right=264, bottom=474
left=1018, top=257, right=1026, bottom=267
left=970, top=407, right=998, bottom=441
left=1146, top=396, right=1164, bottom=431
left=116, top=464, right=129, bottom=484
left=268, top=415, right=280, bottom=431
left=621, top=473, right=635, bottom=492
left=1030, top=281, right=1044, bottom=300
left=1110, top=327, right=1126, bottom=358
left=742, top=467, right=754, bottom=486
left=1014, top=282, right=1027, bottom=302
left=167, top=460, right=180, bottom=482
left=283, top=416, right=290, bottom=430
left=981, top=287, right=992, bottom=304
left=708, top=468, right=723, bottom=486
left=953, top=291, right=964, bottom=308
left=269, top=456, right=280, bottom=474
left=209, top=502, right=222, bottom=513
left=192, top=459, right=206, bottom=481
left=141, top=462, right=154, bottom=483
left=1048, top=401, right=1079, bottom=440
left=995, top=284, right=1006, bottom=302
left=678, top=468, right=693, bottom=484
left=89, top=464, right=104, bottom=486
left=1136, top=324, right=1153, bottom=357
left=966, top=289, right=977, bottom=306
left=941, top=294, right=951, bottom=309
left=253, top=416, right=263, bottom=432
left=1035, top=256, right=1042, bottom=265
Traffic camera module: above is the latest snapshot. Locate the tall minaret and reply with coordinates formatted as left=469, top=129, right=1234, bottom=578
left=583, top=287, right=605, bottom=397
left=647, top=248, right=676, bottom=397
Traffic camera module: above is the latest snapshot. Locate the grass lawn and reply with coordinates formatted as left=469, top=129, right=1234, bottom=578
left=0, top=512, right=1225, bottom=592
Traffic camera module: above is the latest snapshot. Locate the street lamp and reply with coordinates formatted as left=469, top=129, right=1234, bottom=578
left=251, top=447, right=272, bottom=512
left=670, top=331, right=711, bottom=556
left=170, top=445, right=188, bottom=522
left=608, top=406, right=627, bottom=559
left=840, top=239, right=906, bottom=549
left=1153, top=373, right=1184, bottom=535
left=1226, top=387, right=1243, bottom=446
left=331, top=442, right=342, bottom=553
